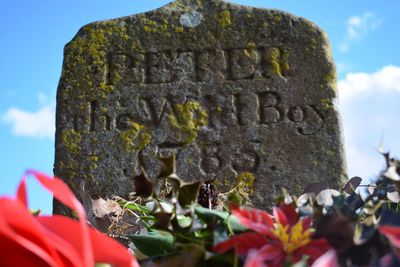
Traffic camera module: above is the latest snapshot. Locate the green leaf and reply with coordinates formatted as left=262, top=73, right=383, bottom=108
left=194, top=206, right=247, bottom=232
left=128, top=229, right=176, bottom=257
left=141, top=245, right=204, bottom=267
left=118, top=200, right=152, bottom=214
left=177, top=214, right=192, bottom=228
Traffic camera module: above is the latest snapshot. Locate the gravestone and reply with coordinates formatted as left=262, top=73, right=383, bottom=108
left=54, top=0, right=347, bottom=213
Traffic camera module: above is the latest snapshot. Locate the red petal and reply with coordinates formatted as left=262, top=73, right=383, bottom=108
left=244, top=245, right=285, bottom=267
left=231, top=206, right=274, bottom=235
left=37, top=216, right=139, bottom=267
left=22, top=170, right=93, bottom=267
left=273, top=207, right=288, bottom=226
left=0, top=198, right=65, bottom=267
left=213, top=232, right=267, bottom=256
left=295, top=239, right=330, bottom=263
left=311, top=249, right=339, bottom=267
left=302, top=216, right=312, bottom=230
left=16, top=178, right=28, bottom=208
left=244, top=249, right=268, bottom=267
left=379, top=225, right=400, bottom=249
left=279, top=203, right=298, bottom=226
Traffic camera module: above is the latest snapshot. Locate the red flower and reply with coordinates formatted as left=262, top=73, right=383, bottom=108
left=0, top=170, right=139, bottom=267
left=213, top=203, right=330, bottom=267
left=311, top=249, right=339, bottom=267
left=379, top=224, right=400, bottom=264
left=379, top=225, right=400, bottom=250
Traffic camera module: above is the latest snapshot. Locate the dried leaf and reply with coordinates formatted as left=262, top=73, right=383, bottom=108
left=342, top=176, right=362, bottom=193
left=92, top=198, right=122, bottom=218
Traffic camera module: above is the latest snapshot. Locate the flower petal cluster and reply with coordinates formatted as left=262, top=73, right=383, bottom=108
left=213, top=203, right=330, bottom=267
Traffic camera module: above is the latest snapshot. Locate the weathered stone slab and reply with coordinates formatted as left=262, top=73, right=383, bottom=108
left=54, top=0, right=346, bottom=213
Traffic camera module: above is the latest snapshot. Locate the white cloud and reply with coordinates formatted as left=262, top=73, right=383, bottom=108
left=339, top=12, right=382, bottom=52
left=2, top=94, right=55, bottom=139
left=338, top=65, right=400, bottom=181
left=339, top=65, right=400, bottom=100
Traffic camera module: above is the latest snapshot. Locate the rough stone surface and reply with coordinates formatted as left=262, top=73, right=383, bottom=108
left=54, top=0, right=347, bottom=213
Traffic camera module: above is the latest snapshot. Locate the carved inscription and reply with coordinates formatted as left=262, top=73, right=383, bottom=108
left=73, top=92, right=326, bottom=135
left=106, top=46, right=289, bottom=86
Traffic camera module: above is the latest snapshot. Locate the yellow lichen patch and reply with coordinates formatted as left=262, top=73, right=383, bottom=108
left=268, top=48, right=290, bottom=77
left=169, top=101, right=208, bottom=145
left=274, top=14, right=282, bottom=23
left=236, top=172, right=255, bottom=195
left=175, top=26, right=184, bottom=33
left=219, top=10, right=232, bottom=28
left=61, top=129, right=82, bottom=154
left=62, top=20, right=129, bottom=98
left=89, top=155, right=99, bottom=170
left=121, top=122, right=152, bottom=153
left=309, top=38, right=318, bottom=50
left=320, top=98, right=334, bottom=111
left=244, top=41, right=258, bottom=58
left=100, top=82, right=114, bottom=94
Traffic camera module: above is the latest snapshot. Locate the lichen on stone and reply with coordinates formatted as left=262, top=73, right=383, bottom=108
left=61, top=129, right=82, bottom=154
left=121, top=122, right=152, bottom=153
left=219, top=10, right=232, bottom=28
left=319, top=98, right=334, bottom=111
left=169, top=101, right=208, bottom=145
left=175, top=26, right=184, bottom=33
left=62, top=20, right=129, bottom=99
left=236, top=172, right=255, bottom=195
left=274, top=14, right=282, bottom=23
left=244, top=41, right=258, bottom=58
left=267, top=48, right=290, bottom=77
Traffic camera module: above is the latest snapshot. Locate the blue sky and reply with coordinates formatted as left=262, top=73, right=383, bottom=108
left=1, top=0, right=399, bottom=214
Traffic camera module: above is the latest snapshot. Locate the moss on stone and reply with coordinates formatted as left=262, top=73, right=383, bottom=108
left=61, top=129, right=82, bottom=154
left=219, top=10, right=232, bottom=28
left=169, top=101, right=208, bottom=145
left=121, top=122, right=152, bottom=153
